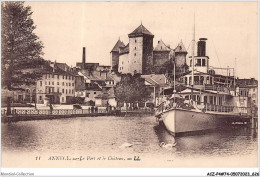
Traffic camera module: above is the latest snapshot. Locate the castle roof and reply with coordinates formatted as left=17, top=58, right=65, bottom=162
left=128, top=24, right=154, bottom=37
left=174, top=41, right=187, bottom=53
left=154, top=39, right=171, bottom=51
left=119, top=43, right=129, bottom=55
left=111, top=39, right=125, bottom=52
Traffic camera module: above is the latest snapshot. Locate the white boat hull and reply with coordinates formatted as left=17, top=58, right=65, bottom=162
left=160, top=108, right=238, bottom=136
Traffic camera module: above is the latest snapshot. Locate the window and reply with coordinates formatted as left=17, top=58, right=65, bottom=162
left=213, top=96, right=216, bottom=105
left=190, top=60, right=192, bottom=67
left=69, top=89, right=71, bottom=94
left=72, top=90, right=74, bottom=94
left=49, top=81, right=50, bottom=85
left=202, top=59, right=206, bottom=66
left=66, top=83, right=68, bottom=86
left=62, top=89, right=64, bottom=93
left=52, top=82, right=54, bottom=85
left=72, top=77, right=74, bottom=80
left=135, top=47, right=136, bottom=50
left=62, top=97, right=64, bottom=102
left=134, top=61, right=136, bottom=63
left=122, top=67, right=123, bottom=70
left=66, top=76, right=67, bottom=79
left=197, top=59, right=201, bottom=66
left=45, top=81, right=47, bottom=85
left=197, top=96, right=201, bottom=104
left=135, top=39, right=137, bottom=43
left=72, top=83, right=74, bottom=86
left=219, top=97, right=222, bottom=105
left=57, top=88, right=59, bottom=93
left=57, top=75, right=59, bottom=79
left=57, top=82, right=59, bottom=85
left=204, top=96, right=208, bottom=105
left=66, top=89, right=67, bottom=94
left=52, top=74, right=54, bottom=78
left=134, top=53, right=136, bottom=56
left=209, top=96, right=214, bottom=104
left=94, top=92, right=96, bottom=94
left=62, top=82, right=64, bottom=86
left=40, top=81, right=42, bottom=86
left=39, top=96, right=42, bottom=101
left=69, top=83, right=71, bottom=86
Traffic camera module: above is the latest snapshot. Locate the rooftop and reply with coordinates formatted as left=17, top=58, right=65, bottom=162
left=128, top=24, right=154, bottom=37
left=154, top=39, right=171, bottom=51
left=111, top=39, right=125, bottom=52
left=174, top=41, right=187, bottom=54
left=119, top=43, right=129, bottom=55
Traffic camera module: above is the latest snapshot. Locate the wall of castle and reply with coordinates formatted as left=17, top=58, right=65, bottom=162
left=111, top=51, right=119, bottom=70
left=142, top=35, right=154, bottom=74
left=129, top=37, right=143, bottom=74
left=153, top=51, right=170, bottom=66
left=175, top=54, right=186, bottom=67
left=118, top=53, right=130, bottom=74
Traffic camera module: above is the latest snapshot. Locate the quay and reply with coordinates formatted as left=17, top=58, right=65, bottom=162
left=1, top=108, right=154, bottom=123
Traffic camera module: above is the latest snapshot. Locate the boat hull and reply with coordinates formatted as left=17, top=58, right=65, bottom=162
left=160, top=109, right=238, bottom=136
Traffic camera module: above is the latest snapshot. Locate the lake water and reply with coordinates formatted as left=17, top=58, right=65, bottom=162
left=1, top=115, right=258, bottom=167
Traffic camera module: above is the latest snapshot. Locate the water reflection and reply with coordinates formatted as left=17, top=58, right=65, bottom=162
left=1, top=116, right=258, bottom=159
left=153, top=121, right=257, bottom=157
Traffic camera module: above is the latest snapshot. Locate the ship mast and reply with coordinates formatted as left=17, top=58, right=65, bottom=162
left=191, top=13, right=195, bottom=100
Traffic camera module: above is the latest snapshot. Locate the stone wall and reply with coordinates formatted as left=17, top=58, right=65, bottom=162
left=129, top=37, right=143, bottom=74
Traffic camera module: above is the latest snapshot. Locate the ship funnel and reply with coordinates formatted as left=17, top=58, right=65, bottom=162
left=197, top=38, right=207, bottom=57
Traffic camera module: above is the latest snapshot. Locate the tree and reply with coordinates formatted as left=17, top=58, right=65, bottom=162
left=115, top=74, right=150, bottom=108
left=1, top=2, right=45, bottom=114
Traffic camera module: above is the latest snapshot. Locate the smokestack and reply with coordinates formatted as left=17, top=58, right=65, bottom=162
left=82, top=47, right=86, bottom=69
left=197, top=38, right=207, bottom=57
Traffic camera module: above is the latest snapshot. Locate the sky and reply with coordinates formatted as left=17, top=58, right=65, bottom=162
left=25, top=1, right=258, bottom=79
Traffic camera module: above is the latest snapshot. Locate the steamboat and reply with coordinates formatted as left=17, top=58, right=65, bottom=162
left=155, top=34, right=252, bottom=136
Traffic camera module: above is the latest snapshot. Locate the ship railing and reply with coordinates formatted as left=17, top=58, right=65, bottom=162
left=204, top=104, right=251, bottom=114
left=205, top=104, right=234, bottom=113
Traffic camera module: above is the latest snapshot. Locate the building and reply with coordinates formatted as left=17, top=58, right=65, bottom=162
left=152, top=40, right=174, bottom=74
left=112, top=24, right=188, bottom=76
left=116, top=24, right=154, bottom=75
left=237, top=78, right=258, bottom=106
left=36, top=62, right=83, bottom=104
left=141, top=74, right=170, bottom=106
left=76, top=69, right=120, bottom=106
left=95, top=93, right=117, bottom=107
left=110, top=39, right=125, bottom=72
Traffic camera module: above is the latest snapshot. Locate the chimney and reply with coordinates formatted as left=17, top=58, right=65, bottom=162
left=197, top=38, right=207, bottom=57
left=82, top=47, right=86, bottom=69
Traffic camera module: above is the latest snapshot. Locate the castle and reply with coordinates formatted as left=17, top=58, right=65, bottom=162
left=110, top=24, right=188, bottom=75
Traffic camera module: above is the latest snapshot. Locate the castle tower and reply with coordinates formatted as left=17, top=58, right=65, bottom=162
left=110, top=39, right=125, bottom=72
left=128, top=24, right=154, bottom=74
left=174, top=41, right=188, bottom=67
